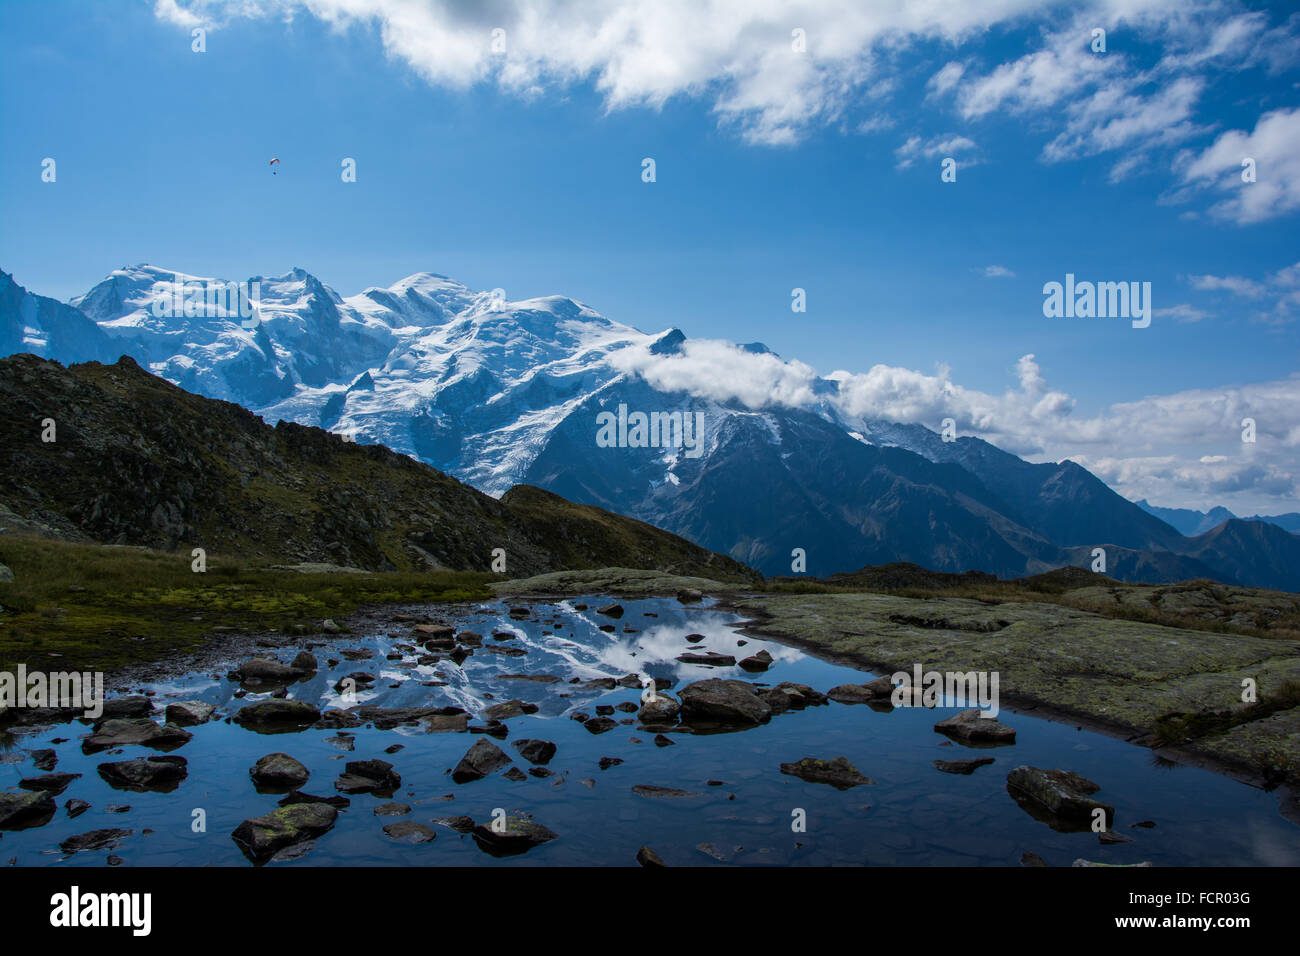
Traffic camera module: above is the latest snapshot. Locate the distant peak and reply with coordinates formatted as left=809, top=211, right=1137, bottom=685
left=649, top=328, right=686, bottom=355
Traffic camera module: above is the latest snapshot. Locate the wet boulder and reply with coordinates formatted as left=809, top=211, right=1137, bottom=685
left=596, top=603, right=625, bottom=618
left=637, top=846, right=667, bottom=867
left=638, top=692, right=680, bottom=725
left=827, top=676, right=894, bottom=704
left=234, top=658, right=305, bottom=684
left=334, top=759, right=401, bottom=795
left=679, top=679, right=772, bottom=727
left=97, top=755, right=188, bottom=793
left=97, top=696, right=156, bottom=722
left=232, top=803, right=338, bottom=864
left=738, top=650, right=773, bottom=673
left=250, top=753, right=310, bottom=793
left=512, top=739, right=557, bottom=765
left=472, top=816, right=558, bottom=857
left=232, top=699, right=321, bottom=731
left=0, top=790, right=56, bottom=830
left=1006, top=766, right=1115, bottom=830
left=452, top=739, right=513, bottom=783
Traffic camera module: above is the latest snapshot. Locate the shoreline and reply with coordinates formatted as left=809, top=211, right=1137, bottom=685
left=719, top=594, right=1300, bottom=824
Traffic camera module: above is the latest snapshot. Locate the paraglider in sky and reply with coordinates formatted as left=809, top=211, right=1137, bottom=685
left=269, top=157, right=280, bottom=175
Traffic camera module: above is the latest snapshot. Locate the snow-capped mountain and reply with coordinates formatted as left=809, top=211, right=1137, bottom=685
left=6, top=263, right=1299, bottom=590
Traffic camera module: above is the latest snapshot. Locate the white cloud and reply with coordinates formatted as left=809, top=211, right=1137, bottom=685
left=895, top=132, right=979, bottom=169
left=1186, top=260, right=1300, bottom=322
left=983, top=264, right=1015, bottom=278
left=1177, top=107, right=1300, bottom=224
left=1153, top=303, right=1212, bottom=323
left=610, top=334, right=1300, bottom=513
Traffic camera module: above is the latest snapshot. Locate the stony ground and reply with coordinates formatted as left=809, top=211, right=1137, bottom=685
left=729, top=591, right=1300, bottom=788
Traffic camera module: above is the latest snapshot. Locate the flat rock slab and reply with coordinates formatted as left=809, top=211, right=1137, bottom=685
left=779, top=756, right=874, bottom=790
left=827, top=677, right=895, bottom=704
left=632, top=785, right=706, bottom=800
left=60, top=828, right=133, bottom=854
left=934, top=709, right=1016, bottom=743
left=19, top=772, right=81, bottom=795
left=677, top=651, right=737, bottom=667
left=82, top=718, right=192, bottom=754
left=383, top=821, right=436, bottom=843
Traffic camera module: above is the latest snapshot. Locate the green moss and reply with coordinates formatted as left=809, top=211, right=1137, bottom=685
left=0, top=534, right=494, bottom=674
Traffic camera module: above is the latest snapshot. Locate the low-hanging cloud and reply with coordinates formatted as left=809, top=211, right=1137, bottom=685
left=609, top=334, right=1299, bottom=512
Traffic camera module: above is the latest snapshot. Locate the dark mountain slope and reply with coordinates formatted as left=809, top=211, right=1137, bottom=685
left=0, top=353, right=758, bottom=582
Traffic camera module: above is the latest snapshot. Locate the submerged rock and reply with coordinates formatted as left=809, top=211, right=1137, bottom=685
left=60, top=828, right=132, bottom=854
left=232, top=803, right=338, bottom=864
left=933, top=758, right=995, bottom=775
left=383, top=821, right=436, bottom=843
left=779, top=757, right=874, bottom=790
left=1006, top=766, right=1115, bottom=830
left=632, top=785, right=705, bottom=799
left=584, top=716, right=618, bottom=735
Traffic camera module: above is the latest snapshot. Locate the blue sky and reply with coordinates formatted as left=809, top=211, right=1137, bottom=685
left=1, top=0, right=1298, bottom=512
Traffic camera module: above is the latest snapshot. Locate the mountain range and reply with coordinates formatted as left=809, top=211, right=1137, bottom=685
left=3, top=264, right=1297, bottom=591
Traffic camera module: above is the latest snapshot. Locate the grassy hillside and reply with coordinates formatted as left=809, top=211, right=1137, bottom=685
left=0, top=353, right=759, bottom=582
